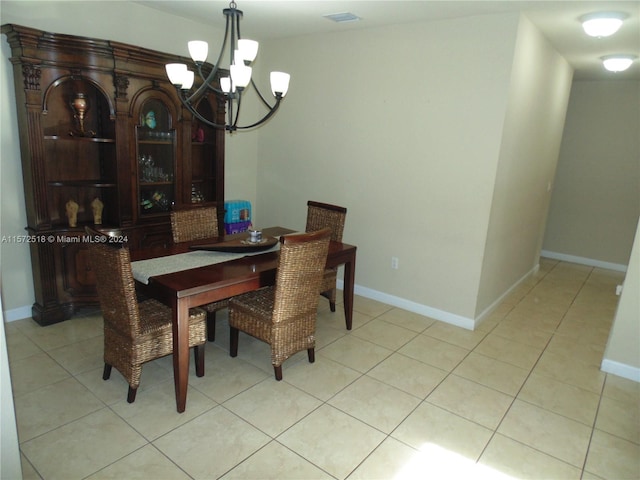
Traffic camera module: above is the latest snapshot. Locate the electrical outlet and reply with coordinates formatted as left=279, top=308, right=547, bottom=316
left=391, top=257, right=399, bottom=269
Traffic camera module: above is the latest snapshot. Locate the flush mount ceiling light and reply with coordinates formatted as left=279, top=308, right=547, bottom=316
left=601, top=55, right=637, bottom=72
left=580, top=12, right=628, bottom=37
left=165, top=1, right=290, bottom=132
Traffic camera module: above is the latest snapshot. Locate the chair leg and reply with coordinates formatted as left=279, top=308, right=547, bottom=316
left=322, top=290, right=336, bottom=312
left=103, top=364, right=112, bottom=380
left=127, top=386, right=137, bottom=403
left=274, top=365, right=283, bottom=381
left=206, top=311, right=217, bottom=342
left=194, top=344, right=205, bottom=377
left=330, top=287, right=337, bottom=312
left=230, top=327, right=239, bottom=357
left=307, top=348, right=315, bottom=363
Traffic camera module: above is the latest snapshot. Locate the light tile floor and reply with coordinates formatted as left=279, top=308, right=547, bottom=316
left=5, top=258, right=640, bottom=479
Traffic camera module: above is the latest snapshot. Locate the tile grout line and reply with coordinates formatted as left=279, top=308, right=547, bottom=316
left=474, top=260, right=589, bottom=469
left=8, top=260, right=633, bottom=479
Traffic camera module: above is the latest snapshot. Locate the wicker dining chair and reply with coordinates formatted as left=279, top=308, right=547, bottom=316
left=305, top=200, right=347, bottom=312
left=228, top=228, right=331, bottom=380
left=170, top=205, right=221, bottom=242
left=170, top=206, right=228, bottom=341
left=86, top=227, right=207, bottom=403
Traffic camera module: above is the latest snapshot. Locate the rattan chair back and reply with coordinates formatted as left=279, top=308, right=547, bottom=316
left=305, top=201, right=346, bottom=242
left=273, top=228, right=332, bottom=324
left=88, top=235, right=141, bottom=338
left=170, top=206, right=219, bottom=243
left=305, top=201, right=347, bottom=311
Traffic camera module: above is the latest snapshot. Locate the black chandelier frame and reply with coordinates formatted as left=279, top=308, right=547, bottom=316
left=171, top=1, right=286, bottom=132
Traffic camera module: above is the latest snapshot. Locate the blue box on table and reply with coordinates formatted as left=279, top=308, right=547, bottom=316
left=224, top=200, right=251, bottom=223
left=224, top=200, right=252, bottom=234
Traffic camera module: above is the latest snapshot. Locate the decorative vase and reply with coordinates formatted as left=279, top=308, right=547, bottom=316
left=69, top=93, right=95, bottom=137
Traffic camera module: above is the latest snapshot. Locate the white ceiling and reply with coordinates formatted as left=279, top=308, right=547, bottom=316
left=134, top=1, right=640, bottom=80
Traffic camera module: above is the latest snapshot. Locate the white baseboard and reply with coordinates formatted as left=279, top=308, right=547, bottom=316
left=341, top=262, right=540, bottom=332
left=337, top=280, right=475, bottom=330
left=8, top=282, right=477, bottom=330
left=601, top=359, right=640, bottom=383
left=3, top=305, right=32, bottom=322
left=541, top=250, right=627, bottom=273
left=475, top=262, right=540, bottom=328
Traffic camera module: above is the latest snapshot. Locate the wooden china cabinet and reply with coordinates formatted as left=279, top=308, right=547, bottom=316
left=2, top=25, right=226, bottom=325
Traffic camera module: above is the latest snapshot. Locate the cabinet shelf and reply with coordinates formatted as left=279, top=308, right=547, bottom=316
left=26, top=221, right=122, bottom=235
left=44, top=135, right=115, bottom=143
left=138, top=140, right=173, bottom=145
left=48, top=181, right=117, bottom=187
left=49, top=221, right=121, bottom=232
left=139, top=181, right=173, bottom=187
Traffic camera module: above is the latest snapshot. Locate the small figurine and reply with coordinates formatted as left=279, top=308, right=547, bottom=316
left=145, top=110, right=156, bottom=129
left=195, top=126, right=205, bottom=142
left=65, top=199, right=79, bottom=227
left=192, top=122, right=205, bottom=142
left=91, top=197, right=104, bottom=225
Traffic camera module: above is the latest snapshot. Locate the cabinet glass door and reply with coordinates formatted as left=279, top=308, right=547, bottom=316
left=190, top=99, right=219, bottom=203
left=136, top=99, right=176, bottom=216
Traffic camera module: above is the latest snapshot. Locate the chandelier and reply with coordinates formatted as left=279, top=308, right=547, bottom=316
left=165, top=1, right=290, bottom=132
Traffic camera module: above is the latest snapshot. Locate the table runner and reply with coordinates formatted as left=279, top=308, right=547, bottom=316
left=131, top=243, right=280, bottom=285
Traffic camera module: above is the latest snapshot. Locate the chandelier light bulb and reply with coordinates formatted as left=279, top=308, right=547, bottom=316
left=188, top=41, right=209, bottom=63
left=270, top=71, right=291, bottom=97
left=601, top=55, right=637, bottom=72
left=181, top=70, right=195, bottom=90
left=220, top=77, right=232, bottom=93
left=230, top=63, right=252, bottom=88
left=237, top=39, right=259, bottom=63
left=165, top=63, right=188, bottom=86
left=580, top=12, right=627, bottom=37
left=165, top=2, right=289, bottom=131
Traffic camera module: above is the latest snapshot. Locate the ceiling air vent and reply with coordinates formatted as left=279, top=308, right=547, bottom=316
left=323, top=12, right=361, bottom=23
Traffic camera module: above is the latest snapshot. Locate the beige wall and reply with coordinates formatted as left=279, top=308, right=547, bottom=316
left=476, top=16, right=573, bottom=317
left=602, top=218, right=640, bottom=380
left=1, top=37, right=34, bottom=316
left=543, top=81, right=640, bottom=267
left=256, top=13, right=571, bottom=326
left=0, top=295, right=22, bottom=478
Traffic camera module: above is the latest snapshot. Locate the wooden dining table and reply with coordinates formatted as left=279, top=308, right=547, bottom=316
left=130, top=226, right=357, bottom=413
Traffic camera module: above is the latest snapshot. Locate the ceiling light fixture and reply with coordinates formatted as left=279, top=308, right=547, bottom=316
left=165, top=1, right=290, bottom=132
left=580, top=12, right=628, bottom=37
left=601, top=55, right=637, bottom=72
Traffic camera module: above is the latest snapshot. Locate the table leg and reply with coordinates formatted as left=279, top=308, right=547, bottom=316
left=343, top=253, right=356, bottom=330
left=173, top=298, right=190, bottom=413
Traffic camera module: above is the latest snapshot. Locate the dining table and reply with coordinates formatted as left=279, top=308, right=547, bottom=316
left=130, top=226, right=357, bottom=413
